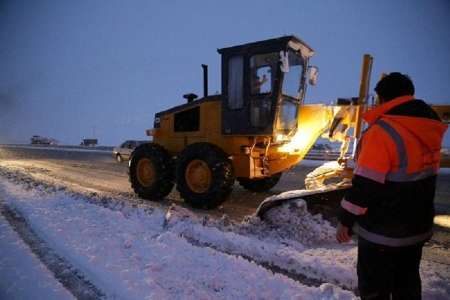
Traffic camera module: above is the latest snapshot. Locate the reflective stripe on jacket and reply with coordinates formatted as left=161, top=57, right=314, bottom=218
left=338, top=95, right=448, bottom=247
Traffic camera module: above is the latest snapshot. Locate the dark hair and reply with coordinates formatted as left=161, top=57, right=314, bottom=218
left=374, top=72, right=415, bottom=102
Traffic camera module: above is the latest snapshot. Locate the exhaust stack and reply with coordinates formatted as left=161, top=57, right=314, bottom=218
left=202, top=64, right=208, bottom=98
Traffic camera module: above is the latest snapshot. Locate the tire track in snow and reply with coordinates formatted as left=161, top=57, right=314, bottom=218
left=181, top=234, right=329, bottom=288
left=0, top=200, right=105, bottom=300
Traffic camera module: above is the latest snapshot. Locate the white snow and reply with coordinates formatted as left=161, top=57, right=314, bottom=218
left=0, top=166, right=449, bottom=299
left=0, top=179, right=357, bottom=299
left=165, top=204, right=359, bottom=289
left=0, top=214, right=74, bottom=300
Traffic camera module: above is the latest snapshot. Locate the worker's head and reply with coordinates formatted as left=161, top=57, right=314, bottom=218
left=374, top=72, right=415, bottom=103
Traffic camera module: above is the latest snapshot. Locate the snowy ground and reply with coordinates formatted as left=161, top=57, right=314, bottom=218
left=0, top=213, right=75, bottom=300
left=1, top=165, right=450, bottom=299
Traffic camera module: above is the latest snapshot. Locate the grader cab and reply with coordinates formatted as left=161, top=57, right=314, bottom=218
left=128, top=35, right=359, bottom=209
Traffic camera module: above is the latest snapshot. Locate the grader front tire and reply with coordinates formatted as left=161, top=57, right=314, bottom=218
left=129, top=143, right=174, bottom=200
left=176, top=143, right=234, bottom=209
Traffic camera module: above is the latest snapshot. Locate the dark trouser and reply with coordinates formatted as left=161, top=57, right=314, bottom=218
left=357, top=237, right=424, bottom=300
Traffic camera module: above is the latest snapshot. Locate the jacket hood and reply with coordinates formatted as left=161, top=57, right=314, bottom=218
left=363, top=95, right=414, bottom=125
left=363, top=95, right=448, bottom=151
left=383, top=115, right=447, bottom=151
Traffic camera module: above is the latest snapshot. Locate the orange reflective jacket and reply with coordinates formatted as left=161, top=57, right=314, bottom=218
left=339, top=95, right=448, bottom=247
left=355, top=95, right=447, bottom=184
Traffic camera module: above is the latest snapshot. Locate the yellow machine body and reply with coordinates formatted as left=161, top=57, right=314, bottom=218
left=151, top=98, right=336, bottom=179
left=149, top=48, right=449, bottom=181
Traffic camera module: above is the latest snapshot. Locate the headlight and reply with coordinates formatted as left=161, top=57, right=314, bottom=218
left=274, top=134, right=288, bottom=143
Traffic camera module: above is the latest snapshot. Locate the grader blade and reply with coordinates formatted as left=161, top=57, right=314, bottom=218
left=256, top=161, right=353, bottom=219
left=255, top=184, right=351, bottom=219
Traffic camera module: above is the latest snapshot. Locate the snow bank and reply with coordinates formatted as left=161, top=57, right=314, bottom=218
left=164, top=203, right=450, bottom=299
left=242, top=199, right=336, bottom=245
left=165, top=204, right=358, bottom=290
left=0, top=179, right=357, bottom=299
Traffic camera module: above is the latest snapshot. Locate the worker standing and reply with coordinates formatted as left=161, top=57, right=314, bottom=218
left=336, top=72, right=448, bottom=299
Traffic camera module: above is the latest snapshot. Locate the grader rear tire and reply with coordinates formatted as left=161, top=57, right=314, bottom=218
left=176, top=143, right=234, bottom=209
left=238, top=173, right=282, bottom=192
left=129, top=143, right=174, bottom=200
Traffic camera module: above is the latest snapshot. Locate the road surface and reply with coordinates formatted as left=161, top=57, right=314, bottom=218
left=0, top=145, right=322, bottom=221
left=1, top=144, right=449, bottom=266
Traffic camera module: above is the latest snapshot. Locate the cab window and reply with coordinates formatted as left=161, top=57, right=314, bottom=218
left=227, top=55, right=244, bottom=110
left=250, top=53, right=277, bottom=95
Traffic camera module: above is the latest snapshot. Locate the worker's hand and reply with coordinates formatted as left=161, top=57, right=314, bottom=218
left=336, top=223, right=351, bottom=243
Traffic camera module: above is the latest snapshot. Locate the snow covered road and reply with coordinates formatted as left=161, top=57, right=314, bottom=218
left=1, top=145, right=450, bottom=299
left=0, top=145, right=319, bottom=221
left=0, top=172, right=358, bottom=299
left=1, top=165, right=450, bottom=299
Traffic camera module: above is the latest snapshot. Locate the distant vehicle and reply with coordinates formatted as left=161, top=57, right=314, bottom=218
left=113, top=140, right=148, bottom=162
left=30, top=135, right=58, bottom=145
left=311, top=143, right=333, bottom=153
left=80, top=138, right=98, bottom=147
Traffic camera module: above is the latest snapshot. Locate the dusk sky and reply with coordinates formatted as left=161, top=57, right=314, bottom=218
left=1, top=0, right=449, bottom=146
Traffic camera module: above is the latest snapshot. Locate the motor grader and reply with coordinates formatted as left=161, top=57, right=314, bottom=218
left=128, top=35, right=450, bottom=212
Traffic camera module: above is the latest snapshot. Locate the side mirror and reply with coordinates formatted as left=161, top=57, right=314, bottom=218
left=308, top=66, right=319, bottom=86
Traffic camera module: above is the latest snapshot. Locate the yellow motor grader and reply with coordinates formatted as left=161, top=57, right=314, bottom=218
left=128, top=36, right=450, bottom=213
